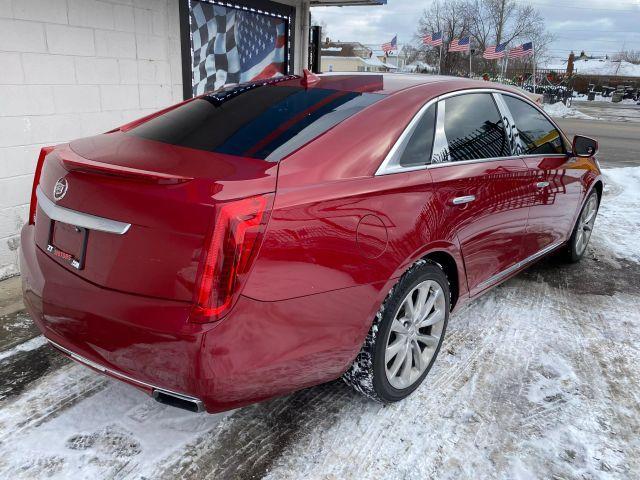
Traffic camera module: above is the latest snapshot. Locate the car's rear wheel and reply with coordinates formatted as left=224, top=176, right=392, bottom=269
left=564, top=190, right=599, bottom=263
left=343, top=260, right=449, bottom=403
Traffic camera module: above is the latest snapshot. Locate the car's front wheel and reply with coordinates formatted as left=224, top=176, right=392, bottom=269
left=564, top=190, right=599, bottom=263
left=343, top=260, right=449, bottom=403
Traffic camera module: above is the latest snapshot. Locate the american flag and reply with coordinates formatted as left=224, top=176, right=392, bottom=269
left=381, top=35, right=398, bottom=53
left=508, top=42, right=533, bottom=59
left=422, top=31, right=443, bottom=47
left=448, top=36, right=470, bottom=52
left=237, top=13, right=286, bottom=82
left=190, top=2, right=287, bottom=95
left=483, top=42, right=507, bottom=60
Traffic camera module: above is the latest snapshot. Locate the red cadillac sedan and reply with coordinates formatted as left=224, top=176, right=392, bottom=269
left=20, top=73, right=602, bottom=413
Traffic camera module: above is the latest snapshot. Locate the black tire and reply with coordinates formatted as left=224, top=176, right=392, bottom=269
left=342, top=259, right=450, bottom=403
left=562, top=190, right=600, bottom=263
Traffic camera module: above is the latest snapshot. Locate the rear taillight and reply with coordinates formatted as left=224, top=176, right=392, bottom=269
left=191, top=194, right=273, bottom=323
left=29, top=146, right=55, bottom=225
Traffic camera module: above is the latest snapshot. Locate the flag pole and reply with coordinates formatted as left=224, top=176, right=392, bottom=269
left=532, top=46, right=536, bottom=94
left=469, top=46, right=472, bottom=78
left=436, top=0, right=442, bottom=75
left=504, top=51, right=510, bottom=79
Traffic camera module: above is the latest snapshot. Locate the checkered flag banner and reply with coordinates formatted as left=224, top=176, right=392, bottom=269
left=190, top=1, right=287, bottom=96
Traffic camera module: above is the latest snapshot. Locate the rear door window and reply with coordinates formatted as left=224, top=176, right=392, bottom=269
left=128, top=83, right=383, bottom=162
left=502, top=95, right=565, bottom=155
left=432, top=93, right=510, bottom=163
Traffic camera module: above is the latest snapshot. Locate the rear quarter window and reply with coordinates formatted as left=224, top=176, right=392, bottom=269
left=128, top=83, right=384, bottom=162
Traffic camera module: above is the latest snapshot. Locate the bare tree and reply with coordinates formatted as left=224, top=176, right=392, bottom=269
left=416, top=0, right=553, bottom=76
left=416, top=0, right=472, bottom=74
left=613, top=50, right=640, bottom=64
left=401, top=44, right=422, bottom=65
left=311, top=17, right=329, bottom=43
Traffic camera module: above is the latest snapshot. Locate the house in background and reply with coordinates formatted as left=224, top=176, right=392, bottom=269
left=321, top=40, right=395, bottom=72
left=374, top=49, right=406, bottom=71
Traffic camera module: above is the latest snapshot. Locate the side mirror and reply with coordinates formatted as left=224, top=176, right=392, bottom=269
left=572, top=135, right=598, bottom=158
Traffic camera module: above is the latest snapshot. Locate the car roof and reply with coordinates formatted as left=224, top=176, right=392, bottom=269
left=275, top=72, right=505, bottom=96
left=316, top=72, right=452, bottom=94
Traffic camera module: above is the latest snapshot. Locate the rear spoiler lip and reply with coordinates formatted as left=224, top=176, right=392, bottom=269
left=61, top=155, right=194, bottom=185
left=109, top=97, right=197, bottom=133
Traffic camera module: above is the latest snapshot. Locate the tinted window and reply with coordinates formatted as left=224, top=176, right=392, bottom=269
left=503, top=95, right=565, bottom=155
left=399, top=104, right=436, bottom=167
left=128, top=83, right=383, bottom=161
left=433, top=93, right=510, bottom=163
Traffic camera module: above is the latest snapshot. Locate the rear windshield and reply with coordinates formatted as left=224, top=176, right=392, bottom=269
left=128, top=83, right=384, bottom=162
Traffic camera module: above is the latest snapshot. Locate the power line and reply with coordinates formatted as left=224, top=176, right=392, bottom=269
left=553, top=37, right=640, bottom=43
left=525, top=0, right=640, bottom=12
left=552, top=30, right=640, bottom=33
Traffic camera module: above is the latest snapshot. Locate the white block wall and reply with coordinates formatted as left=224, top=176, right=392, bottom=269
left=0, top=0, right=183, bottom=279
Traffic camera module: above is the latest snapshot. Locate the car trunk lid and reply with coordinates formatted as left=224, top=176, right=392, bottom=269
left=34, top=133, right=277, bottom=302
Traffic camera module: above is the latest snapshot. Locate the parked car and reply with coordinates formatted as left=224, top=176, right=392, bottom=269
left=21, top=73, right=602, bottom=413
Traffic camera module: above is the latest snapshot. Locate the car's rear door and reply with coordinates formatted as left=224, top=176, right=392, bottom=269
left=427, top=92, right=533, bottom=295
left=498, top=94, right=583, bottom=258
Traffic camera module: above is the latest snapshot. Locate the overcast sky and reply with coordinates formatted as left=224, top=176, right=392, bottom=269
left=312, top=0, right=640, bottom=62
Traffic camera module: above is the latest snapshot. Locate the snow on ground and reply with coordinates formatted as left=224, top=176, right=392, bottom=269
left=591, top=167, right=640, bottom=263
left=0, top=363, right=230, bottom=478
left=543, top=102, right=595, bottom=119
left=574, top=94, right=638, bottom=105
left=568, top=101, right=640, bottom=124
left=0, top=335, right=45, bottom=361
left=0, top=168, right=639, bottom=479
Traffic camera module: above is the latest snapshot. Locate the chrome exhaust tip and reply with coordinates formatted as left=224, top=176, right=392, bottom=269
left=152, top=389, right=205, bottom=413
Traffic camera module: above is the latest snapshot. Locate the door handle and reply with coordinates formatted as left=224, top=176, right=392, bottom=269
left=452, top=195, right=476, bottom=205
left=536, top=181, right=550, bottom=188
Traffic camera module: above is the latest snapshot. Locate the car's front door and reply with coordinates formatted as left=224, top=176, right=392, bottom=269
left=499, top=94, right=584, bottom=258
left=427, top=92, right=533, bottom=295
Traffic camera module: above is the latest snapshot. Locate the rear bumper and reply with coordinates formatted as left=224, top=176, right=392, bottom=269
left=20, top=224, right=210, bottom=407
left=20, top=224, right=386, bottom=413
left=47, top=337, right=204, bottom=412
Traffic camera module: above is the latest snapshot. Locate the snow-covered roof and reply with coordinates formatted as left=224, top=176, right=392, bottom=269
left=321, top=55, right=394, bottom=70
left=403, top=61, right=437, bottom=72
left=546, top=58, right=640, bottom=77
left=362, top=56, right=387, bottom=67
left=322, top=47, right=342, bottom=52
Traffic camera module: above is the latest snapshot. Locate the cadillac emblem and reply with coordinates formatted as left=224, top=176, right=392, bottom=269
left=53, top=177, right=68, bottom=201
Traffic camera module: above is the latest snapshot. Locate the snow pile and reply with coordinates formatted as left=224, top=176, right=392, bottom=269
left=543, top=102, right=595, bottom=119
left=547, top=58, right=640, bottom=77
left=574, top=94, right=638, bottom=105
left=593, top=167, right=640, bottom=263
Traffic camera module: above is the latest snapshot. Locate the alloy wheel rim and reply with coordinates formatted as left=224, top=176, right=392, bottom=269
left=384, top=280, right=446, bottom=389
left=575, top=196, right=597, bottom=255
